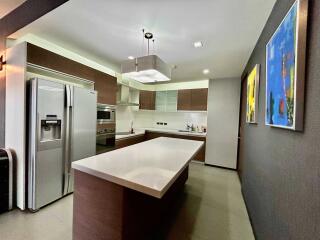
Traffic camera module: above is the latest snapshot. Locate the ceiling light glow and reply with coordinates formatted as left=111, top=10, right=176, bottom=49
left=203, top=69, right=210, bottom=74
left=128, top=56, right=135, bottom=60
left=194, top=41, right=203, bottom=48
left=123, top=69, right=170, bottom=83
left=122, top=55, right=171, bottom=83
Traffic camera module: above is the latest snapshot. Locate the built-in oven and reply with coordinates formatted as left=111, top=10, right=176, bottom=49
left=97, top=104, right=116, bottom=124
left=96, top=126, right=116, bottom=155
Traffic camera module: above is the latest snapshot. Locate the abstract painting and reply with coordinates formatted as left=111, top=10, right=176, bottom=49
left=246, top=64, right=260, bottom=124
left=265, top=0, right=308, bottom=131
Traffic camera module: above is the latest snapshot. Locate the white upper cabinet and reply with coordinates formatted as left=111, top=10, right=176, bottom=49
left=155, top=90, right=177, bottom=112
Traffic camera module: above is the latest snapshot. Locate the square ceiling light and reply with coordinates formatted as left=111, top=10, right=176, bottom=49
left=121, top=55, right=171, bottom=83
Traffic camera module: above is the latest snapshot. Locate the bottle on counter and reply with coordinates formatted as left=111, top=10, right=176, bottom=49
left=202, top=126, right=207, bottom=133
left=130, top=121, right=134, bottom=134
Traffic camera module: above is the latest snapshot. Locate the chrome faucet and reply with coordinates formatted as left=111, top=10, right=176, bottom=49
left=186, top=123, right=192, bottom=131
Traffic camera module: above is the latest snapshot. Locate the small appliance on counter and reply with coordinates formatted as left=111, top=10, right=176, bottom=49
left=0, top=149, right=13, bottom=214
left=28, top=78, right=97, bottom=211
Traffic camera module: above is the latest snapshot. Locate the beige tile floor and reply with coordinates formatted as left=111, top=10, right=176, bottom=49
left=0, top=163, right=254, bottom=240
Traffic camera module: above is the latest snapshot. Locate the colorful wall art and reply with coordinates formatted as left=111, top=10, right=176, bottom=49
left=265, top=0, right=307, bottom=131
left=246, top=65, right=260, bottom=123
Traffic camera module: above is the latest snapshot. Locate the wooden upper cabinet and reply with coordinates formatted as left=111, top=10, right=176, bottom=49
left=139, top=91, right=155, bottom=110
left=94, top=72, right=117, bottom=105
left=27, top=43, right=117, bottom=105
left=177, top=89, right=192, bottom=110
left=191, top=88, right=208, bottom=111
left=177, top=88, right=208, bottom=111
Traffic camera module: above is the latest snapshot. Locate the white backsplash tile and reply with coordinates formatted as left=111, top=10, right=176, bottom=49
left=116, top=107, right=207, bottom=132
left=116, top=106, right=135, bottom=132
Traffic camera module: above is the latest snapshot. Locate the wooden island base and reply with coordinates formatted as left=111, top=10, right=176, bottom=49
left=73, top=166, right=189, bottom=240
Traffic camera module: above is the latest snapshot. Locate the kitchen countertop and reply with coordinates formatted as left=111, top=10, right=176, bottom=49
left=72, top=137, right=204, bottom=198
left=143, top=128, right=207, bottom=137
left=115, top=130, right=145, bottom=140
left=115, top=128, right=206, bottom=140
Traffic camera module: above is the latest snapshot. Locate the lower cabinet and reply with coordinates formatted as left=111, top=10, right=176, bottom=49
left=145, top=131, right=206, bottom=162
left=115, top=135, right=146, bottom=149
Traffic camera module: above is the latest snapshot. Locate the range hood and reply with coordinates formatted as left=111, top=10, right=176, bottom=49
left=117, top=84, right=139, bottom=106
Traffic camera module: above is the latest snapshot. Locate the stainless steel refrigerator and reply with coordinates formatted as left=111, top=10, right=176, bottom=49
left=28, top=78, right=97, bottom=211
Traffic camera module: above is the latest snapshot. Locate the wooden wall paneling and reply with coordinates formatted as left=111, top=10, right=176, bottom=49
left=73, top=170, right=124, bottom=240
left=94, top=71, right=117, bottom=105
left=139, top=91, right=155, bottom=110
left=122, top=166, right=189, bottom=239
left=191, top=88, right=208, bottom=111
left=27, top=43, right=117, bottom=105
left=73, top=167, right=189, bottom=240
left=177, top=89, right=192, bottom=110
left=150, top=91, right=156, bottom=110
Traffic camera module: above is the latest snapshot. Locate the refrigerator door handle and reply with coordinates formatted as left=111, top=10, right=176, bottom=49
left=63, top=85, right=73, bottom=195
left=28, top=79, right=38, bottom=210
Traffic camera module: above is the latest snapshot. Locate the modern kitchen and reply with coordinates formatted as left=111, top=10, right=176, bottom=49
left=1, top=0, right=320, bottom=240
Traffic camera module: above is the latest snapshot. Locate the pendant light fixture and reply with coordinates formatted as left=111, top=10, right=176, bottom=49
left=121, top=30, right=171, bottom=83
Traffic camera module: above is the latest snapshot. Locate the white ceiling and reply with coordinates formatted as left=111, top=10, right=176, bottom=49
left=0, top=0, right=26, bottom=18
left=10, top=0, right=276, bottom=82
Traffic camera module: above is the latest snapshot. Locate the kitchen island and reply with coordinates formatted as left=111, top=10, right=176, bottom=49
left=72, top=137, right=204, bottom=240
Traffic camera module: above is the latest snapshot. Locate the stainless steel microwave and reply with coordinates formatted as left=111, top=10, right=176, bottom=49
left=97, top=104, right=116, bottom=124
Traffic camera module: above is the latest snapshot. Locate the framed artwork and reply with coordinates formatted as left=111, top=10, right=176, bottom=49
left=265, top=0, right=308, bottom=131
left=246, top=64, right=260, bottom=124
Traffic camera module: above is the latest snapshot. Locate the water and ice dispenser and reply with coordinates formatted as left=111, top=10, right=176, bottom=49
left=40, top=115, right=62, bottom=142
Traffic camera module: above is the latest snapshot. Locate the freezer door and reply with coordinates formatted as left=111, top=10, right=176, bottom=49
left=28, top=78, right=65, bottom=211
left=66, top=86, right=97, bottom=193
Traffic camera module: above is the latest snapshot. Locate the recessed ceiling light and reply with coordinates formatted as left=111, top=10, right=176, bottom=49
left=128, top=56, right=135, bottom=60
left=194, top=41, right=203, bottom=48
left=203, top=69, right=210, bottom=74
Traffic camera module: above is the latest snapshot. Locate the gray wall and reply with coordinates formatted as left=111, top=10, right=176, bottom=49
left=239, top=0, right=320, bottom=239
left=205, top=78, right=240, bottom=169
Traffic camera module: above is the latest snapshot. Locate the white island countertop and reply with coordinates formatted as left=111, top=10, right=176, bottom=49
left=72, top=137, right=204, bottom=198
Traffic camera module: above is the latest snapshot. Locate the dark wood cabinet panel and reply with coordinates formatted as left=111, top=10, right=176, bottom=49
left=139, top=91, right=155, bottom=110
left=177, top=89, right=192, bottom=111
left=115, top=135, right=146, bottom=149
left=27, top=43, right=117, bottom=105
left=145, top=131, right=206, bottom=162
left=94, top=71, right=117, bottom=105
left=191, top=88, right=208, bottom=111
left=73, top=167, right=188, bottom=240
left=177, top=88, right=208, bottom=111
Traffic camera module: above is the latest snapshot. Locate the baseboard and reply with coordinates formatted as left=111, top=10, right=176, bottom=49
left=191, top=160, right=205, bottom=164
left=204, top=163, right=237, bottom=171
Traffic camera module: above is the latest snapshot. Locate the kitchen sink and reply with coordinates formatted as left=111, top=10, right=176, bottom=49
left=178, top=130, right=192, bottom=133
